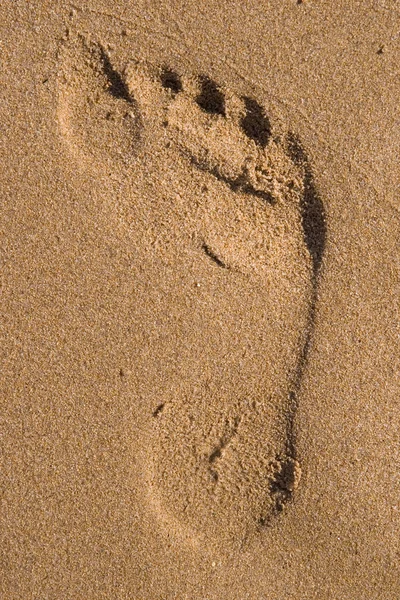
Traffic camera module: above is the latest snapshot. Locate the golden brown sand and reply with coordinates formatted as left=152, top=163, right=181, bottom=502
left=1, top=1, right=400, bottom=598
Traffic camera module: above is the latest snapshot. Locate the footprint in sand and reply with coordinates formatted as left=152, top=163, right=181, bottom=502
left=57, top=36, right=326, bottom=547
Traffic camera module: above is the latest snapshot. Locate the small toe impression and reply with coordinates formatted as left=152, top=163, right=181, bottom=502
left=240, top=96, right=272, bottom=147
left=195, top=75, right=226, bottom=116
left=160, top=67, right=183, bottom=94
left=57, top=36, right=141, bottom=170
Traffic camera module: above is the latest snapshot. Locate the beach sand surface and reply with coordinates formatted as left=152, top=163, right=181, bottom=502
left=1, top=1, right=400, bottom=598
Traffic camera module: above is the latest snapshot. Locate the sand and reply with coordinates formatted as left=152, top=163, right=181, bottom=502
left=1, top=1, right=400, bottom=598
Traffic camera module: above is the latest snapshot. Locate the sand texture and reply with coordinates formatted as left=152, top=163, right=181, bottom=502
left=1, top=1, right=400, bottom=598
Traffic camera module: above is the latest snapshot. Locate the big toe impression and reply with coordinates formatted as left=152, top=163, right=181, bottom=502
left=57, top=36, right=141, bottom=170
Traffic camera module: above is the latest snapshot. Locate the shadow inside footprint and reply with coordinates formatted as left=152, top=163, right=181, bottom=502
left=196, top=75, right=226, bottom=116
left=98, top=46, right=132, bottom=102
left=286, top=132, right=327, bottom=278
left=160, top=67, right=183, bottom=94
left=240, top=96, right=272, bottom=148
left=282, top=133, right=326, bottom=472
